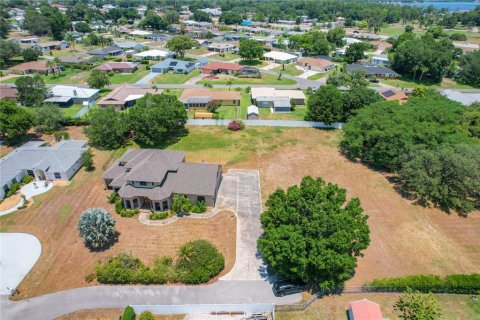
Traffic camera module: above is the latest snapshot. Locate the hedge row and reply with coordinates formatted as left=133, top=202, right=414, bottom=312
left=368, top=274, right=480, bottom=294
left=96, top=240, right=224, bottom=285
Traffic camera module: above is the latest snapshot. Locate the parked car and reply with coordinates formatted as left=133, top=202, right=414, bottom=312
left=369, top=78, right=379, bottom=83
left=272, top=280, right=305, bottom=297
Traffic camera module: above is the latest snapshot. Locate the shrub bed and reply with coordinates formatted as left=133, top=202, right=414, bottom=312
left=95, top=240, right=224, bottom=285
left=368, top=274, right=480, bottom=294
left=114, top=198, right=139, bottom=217
left=149, top=211, right=171, bottom=220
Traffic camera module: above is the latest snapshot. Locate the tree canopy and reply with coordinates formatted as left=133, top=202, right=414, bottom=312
left=238, top=38, right=264, bottom=61
left=258, top=176, right=370, bottom=289
left=84, top=107, right=129, bottom=149
left=15, top=75, right=47, bottom=107
left=87, top=69, right=111, bottom=89
left=394, top=289, right=442, bottom=320
left=0, top=99, right=33, bottom=145
left=0, top=39, right=21, bottom=66
left=458, top=50, right=480, bottom=88
left=167, top=35, right=198, bottom=58
left=289, top=31, right=332, bottom=56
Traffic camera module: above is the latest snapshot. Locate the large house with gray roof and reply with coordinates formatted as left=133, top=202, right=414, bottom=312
left=0, top=140, right=88, bottom=200
left=102, top=149, right=222, bottom=212
left=151, top=58, right=196, bottom=74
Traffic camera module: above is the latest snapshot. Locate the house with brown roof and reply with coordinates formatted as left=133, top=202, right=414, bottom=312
left=379, top=89, right=408, bottom=104
left=179, top=88, right=241, bottom=108
left=297, top=57, right=336, bottom=72
left=200, top=62, right=243, bottom=75
left=102, top=149, right=222, bottom=211
left=0, top=86, right=18, bottom=102
left=9, top=61, right=59, bottom=75
left=98, top=85, right=161, bottom=110
left=96, top=61, right=139, bottom=73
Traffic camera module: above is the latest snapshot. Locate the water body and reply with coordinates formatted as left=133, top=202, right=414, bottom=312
left=399, top=1, right=479, bottom=11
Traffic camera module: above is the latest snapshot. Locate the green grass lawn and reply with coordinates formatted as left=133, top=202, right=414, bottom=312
left=216, top=106, right=238, bottom=119
left=151, top=70, right=200, bottom=84
left=239, top=91, right=251, bottom=119
left=198, top=73, right=296, bottom=85
left=162, top=88, right=185, bottom=98
left=308, top=72, right=328, bottom=81
left=238, top=59, right=268, bottom=67
left=210, top=52, right=240, bottom=61
left=272, top=63, right=304, bottom=76
left=186, top=47, right=209, bottom=55
left=380, top=76, right=474, bottom=89
left=20, top=69, right=90, bottom=85
left=59, top=104, right=84, bottom=118
left=57, top=203, right=72, bottom=222
left=258, top=105, right=307, bottom=121
left=108, top=67, right=150, bottom=84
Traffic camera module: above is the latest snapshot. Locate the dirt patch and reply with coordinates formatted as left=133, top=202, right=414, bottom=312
left=232, top=128, right=480, bottom=285
left=0, top=146, right=236, bottom=299
left=0, top=193, right=23, bottom=212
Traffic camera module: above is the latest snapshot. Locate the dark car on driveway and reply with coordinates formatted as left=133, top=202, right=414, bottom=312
left=272, top=280, right=305, bottom=297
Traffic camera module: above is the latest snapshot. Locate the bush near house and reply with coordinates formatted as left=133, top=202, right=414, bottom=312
left=138, top=311, right=154, bottom=320
left=171, top=195, right=207, bottom=214
left=95, top=240, right=224, bottom=285
left=149, top=211, right=170, bottom=220
left=368, top=274, right=480, bottom=294
left=21, top=175, right=33, bottom=184
left=114, top=198, right=140, bottom=217
left=77, top=208, right=117, bottom=250
left=5, top=182, right=21, bottom=198
left=53, top=131, right=70, bottom=141
left=122, top=305, right=136, bottom=320
left=228, top=120, right=245, bottom=131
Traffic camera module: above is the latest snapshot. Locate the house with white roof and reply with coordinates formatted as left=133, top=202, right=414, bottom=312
left=0, top=140, right=88, bottom=200
left=441, top=89, right=480, bottom=106
left=44, top=85, right=99, bottom=107
left=371, top=54, right=389, bottom=66
left=263, top=51, right=298, bottom=64
left=133, top=49, right=173, bottom=61
left=250, top=87, right=306, bottom=112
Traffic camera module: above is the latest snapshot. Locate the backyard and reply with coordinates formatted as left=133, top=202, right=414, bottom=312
left=197, top=73, right=296, bottom=85
left=59, top=104, right=84, bottom=118
left=272, top=64, right=304, bottom=76
left=258, top=105, right=307, bottom=120
left=209, top=52, right=240, bottom=61
left=380, top=76, right=474, bottom=89
left=152, top=70, right=200, bottom=84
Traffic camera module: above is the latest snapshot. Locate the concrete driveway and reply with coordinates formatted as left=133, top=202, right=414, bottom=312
left=136, top=72, right=159, bottom=85
left=0, top=233, right=41, bottom=295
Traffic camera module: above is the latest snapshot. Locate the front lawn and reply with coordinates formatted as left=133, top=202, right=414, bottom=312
left=197, top=73, right=296, bottom=85
left=38, top=69, right=90, bottom=85
left=152, top=70, right=200, bottom=84
left=239, top=59, right=268, bottom=68
left=108, top=66, right=150, bottom=84
left=186, top=47, right=209, bottom=55
left=272, top=63, right=304, bottom=76
left=59, top=104, right=84, bottom=118
left=210, top=52, right=240, bottom=61
left=380, top=76, right=474, bottom=89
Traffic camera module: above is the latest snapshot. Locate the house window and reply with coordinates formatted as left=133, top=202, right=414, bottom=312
left=155, top=202, right=161, bottom=211
left=11, top=178, right=17, bottom=184
left=132, top=198, right=139, bottom=208
left=3, top=185, right=8, bottom=194
left=162, top=201, right=168, bottom=211
left=125, top=200, right=131, bottom=209
left=197, top=196, right=205, bottom=203
left=54, top=172, right=61, bottom=179
left=139, top=181, right=147, bottom=186
left=27, top=170, right=34, bottom=176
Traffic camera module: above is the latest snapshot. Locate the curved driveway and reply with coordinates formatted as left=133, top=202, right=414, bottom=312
left=1, top=170, right=301, bottom=320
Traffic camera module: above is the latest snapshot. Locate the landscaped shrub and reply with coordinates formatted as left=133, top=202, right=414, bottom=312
left=107, top=191, right=118, bottom=204
left=5, top=182, right=21, bottom=197
left=77, top=208, right=117, bottom=250
left=21, top=175, right=33, bottom=184
left=149, top=211, right=170, bottom=220
left=176, top=240, right=225, bottom=284
left=228, top=120, right=245, bottom=131
left=138, top=311, right=154, bottom=320
left=191, top=201, right=206, bottom=213
left=122, top=305, right=136, bottom=320
left=172, top=195, right=193, bottom=214
left=81, top=149, right=95, bottom=171
left=107, top=71, right=114, bottom=76
left=368, top=274, right=480, bottom=294
left=54, top=131, right=70, bottom=141
left=114, top=199, right=140, bottom=217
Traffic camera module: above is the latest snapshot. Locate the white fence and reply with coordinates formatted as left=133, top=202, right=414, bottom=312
left=132, top=303, right=275, bottom=315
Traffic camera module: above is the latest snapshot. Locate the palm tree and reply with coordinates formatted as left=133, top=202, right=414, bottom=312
left=65, top=33, right=76, bottom=51
left=46, top=60, right=56, bottom=78
left=226, top=78, right=233, bottom=91
left=53, top=57, right=62, bottom=76
left=178, top=243, right=194, bottom=263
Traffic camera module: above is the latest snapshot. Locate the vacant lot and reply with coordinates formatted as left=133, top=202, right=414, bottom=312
left=0, top=128, right=236, bottom=299
left=277, top=293, right=480, bottom=320
left=197, top=74, right=296, bottom=85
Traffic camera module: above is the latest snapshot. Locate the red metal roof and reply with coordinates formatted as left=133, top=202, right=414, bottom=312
left=349, top=299, right=384, bottom=320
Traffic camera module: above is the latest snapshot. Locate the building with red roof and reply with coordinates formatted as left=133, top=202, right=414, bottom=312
left=200, top=62, right=243, bottom=75
left=348, top=299, right=384, bottom=320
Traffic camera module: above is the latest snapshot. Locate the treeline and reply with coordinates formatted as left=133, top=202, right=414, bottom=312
left=341, top=91, right=480, bottom=215
left=368, top=274, right=480, bottom=294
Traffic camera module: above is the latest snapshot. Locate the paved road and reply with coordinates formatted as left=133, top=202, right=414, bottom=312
left=1, top=281, right=299, bottom=320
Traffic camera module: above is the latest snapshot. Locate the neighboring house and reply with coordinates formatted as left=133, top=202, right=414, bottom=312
left=32, top=41, right=69, bottom=51
left=199, top=7, right=222, bottom=16
left=87, top=46, right=123, bottom=57
left=345, top=64, right=399, bottom=78
left=348, top=299, right=384, bottom=320
left=441, top=89, right=480, bottom=106
left=102, top=149, right=222, bottom=211
left=370, top=40, right=392, bottom=53
left=0, top=86, right=18, bottom=102
left=251, top=87, right=306, bottom=112
left=247, top=105, right=259, bottom=120
left=9, top=61, right=59, bottom=75
left=263, top=51, right=298, bottom=64
left=0, top=140, right=87, bottom=200
left=151, top=58, right=196, bottom=74
left=98, top=85, right=160, bottom=110
left=207, top=42, right=237, bottom=53
left=370, top=55, right=389, bottom=66
left=224, top=33, right=250, bottom=41
left=180, top=88, right=241, bottom=108
left=10, top=36, right=39, bottom=44
left=133, top=49, right=172, bottom=61
left=297, top=57, right=335, bottom=72
left=129, top=30, right=153, bottom=37
left=96, top=61, right=139, bottom=73
left=114, top=41, right=145, bottom=52
left=379, top=89, right=408, bottom=104
left=200, top=62, right=243, bottom=74
left=44, top=85, right=100, bottom=107
left=59, top=55, right=95, bottom=65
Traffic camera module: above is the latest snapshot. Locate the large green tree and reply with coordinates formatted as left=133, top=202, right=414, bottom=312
left=345, top=42, right=368, bottom=63
left=87, top=69, right=110, bottom=89
left=22, top=48, right=41, bottom=62
left=238, top=38, right=264, bottom=61
left=15, top=75, right=47, bottom=107
left=0, top=18, right=9, bottom=39
left=35, top=104, right=65, bottom=134
left=458, top=50, right=480, bottom=88
left=258, top=176, right=370, bottom=289
left=129, top=94, right=188, bottom=146
left=0, top=39, right=21, bottom=66
left=84, top=107, right=128, bottom=149
left=306, top=85, right=343, bottom=124
left=461, top=103, right=480, bottom=138
left=166, top=35, right=197, bottom=58
left=289, top=31, right=332, bottom=56
left=219, top=12, right=242, bottom=25
left=0, top=99, right=33, bottom=145
left=394, top=289, right=442, bottom=320
left=327, top=27, right=345, bottom=47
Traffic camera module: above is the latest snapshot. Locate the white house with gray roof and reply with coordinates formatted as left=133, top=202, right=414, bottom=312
left=0, top=140, right=88, bottom=200
left=102, top=149, right=222, bottom=212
